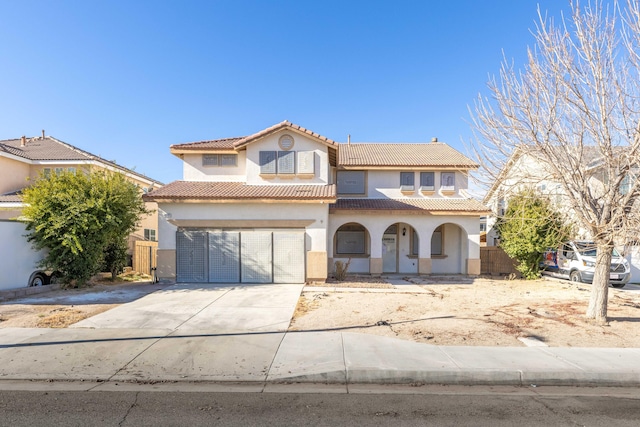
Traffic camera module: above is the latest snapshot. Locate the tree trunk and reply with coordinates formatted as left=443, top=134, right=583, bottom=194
left=586, top=245, right=613, bottom=324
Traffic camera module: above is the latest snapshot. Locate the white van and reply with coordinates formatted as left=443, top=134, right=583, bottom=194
left=541, top=241, right=630, bottom=288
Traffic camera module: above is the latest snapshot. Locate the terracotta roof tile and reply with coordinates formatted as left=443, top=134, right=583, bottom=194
left=330, top=198, right=489, bottom=213
left=144, top=181, right=336, bottom=202
left=233, top=121, right=337, bottom=148
left=0, top=136, right=163, bottom=185
left=0, top=190, right=22, bottom=203
left=170, top=137, right=245, bottom=151
left=339, top=143, right=478, bottom=168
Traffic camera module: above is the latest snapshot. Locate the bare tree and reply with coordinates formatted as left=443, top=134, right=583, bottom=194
left=472, top=0, right=640, bottom=323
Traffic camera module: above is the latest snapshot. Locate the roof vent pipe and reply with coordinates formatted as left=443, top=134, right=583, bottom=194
left=348, top=134, right=351, bottom=145
left=21, top=136, right=26, bottom=147
left=42, top=130, right=45, bottom=139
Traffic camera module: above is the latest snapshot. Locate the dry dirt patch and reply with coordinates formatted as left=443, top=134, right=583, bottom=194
left=290, top=277, right=640, bottom=347
left=0, top=280, right=168, bottom=328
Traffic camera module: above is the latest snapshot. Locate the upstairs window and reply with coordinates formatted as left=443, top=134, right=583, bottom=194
left=202, top=154, right=219, bottom=166
left=337, top=170, right=366, bottom=195
left=144, top=229, right=156, bottom=242
left=203, top=154, right=237, bottom=167
left=277, top=151, right=295, bottom=174
left=420, top=172, right=435, bottom=191
left=400, top=172, right=415, bottom=191
left=441, top=172, right=455, bottom=191
left=220, top=154, right=237, bottom=166
left=260, top=151, right=277, bottom=174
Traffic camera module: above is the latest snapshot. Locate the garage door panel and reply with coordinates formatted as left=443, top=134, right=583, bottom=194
left=273, top=232, right=305, bottom=283
left=176, top=230, right=207, bottom=283
left=241, top=232, right=272, bottom=283
left=209, top=231, right=240, bottom=283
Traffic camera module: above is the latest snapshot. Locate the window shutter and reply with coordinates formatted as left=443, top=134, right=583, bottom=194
left=260, top=151, right=277, bottom=174
left=297, top=151, right=315, bottom=174
left=277, top=151, right=295, bottom=174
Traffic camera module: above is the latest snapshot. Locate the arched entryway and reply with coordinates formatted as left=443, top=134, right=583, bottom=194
left=333, top=222, right=371, bottom=273
left=430, top=222, right=468, bottom=274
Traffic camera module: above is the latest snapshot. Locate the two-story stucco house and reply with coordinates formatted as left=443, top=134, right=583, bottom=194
left=0, top=133, right=163, bottom=259
left=144, top=121, right=489, bottom=283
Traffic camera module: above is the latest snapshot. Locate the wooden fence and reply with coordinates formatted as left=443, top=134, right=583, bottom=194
left=133, top=240, right=157, bottom=276
left=480, top=246, right=519, bottom=276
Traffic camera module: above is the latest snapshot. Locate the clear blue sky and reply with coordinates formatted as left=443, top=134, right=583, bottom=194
left=0, top=0, right=567, bottom=185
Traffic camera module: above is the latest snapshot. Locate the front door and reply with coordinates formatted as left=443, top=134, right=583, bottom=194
left=382, top=234, right=397, bottom=273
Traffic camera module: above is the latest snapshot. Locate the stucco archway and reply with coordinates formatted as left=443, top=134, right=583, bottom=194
left=429, top=222, right=469, bottom=274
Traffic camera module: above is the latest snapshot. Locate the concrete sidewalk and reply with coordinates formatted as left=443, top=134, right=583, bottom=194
left=1, top=326, right=640, bottom=387
left=1, top=280, right=640, bottom=388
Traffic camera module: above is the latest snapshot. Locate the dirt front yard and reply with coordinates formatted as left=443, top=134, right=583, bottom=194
left=290, top=277, right=640, bottom=347
left=3, top=276, right=640, bottom=348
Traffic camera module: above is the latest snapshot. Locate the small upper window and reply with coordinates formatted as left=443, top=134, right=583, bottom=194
left=420, top=172, right=435, bottom=190
left=43, top=168, right=51, bottom=178
left=202, top=154, right=218, bottom=166
left=144, top=229, right=156, bottom=242
left=220, top=154, right=237, bottom=166
left=54, top=167, right=64, bottom=175
left=400, top=172, right=415, bottom=191
left=441, top=172, right=455, bottom=191
left=278, top=134, right=295, bottom=150
left=67, top=167, right=76, bottom=175
left=277, top=151, right=295, bottom=174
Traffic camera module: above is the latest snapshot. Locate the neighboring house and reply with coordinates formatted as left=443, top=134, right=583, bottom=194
left=0, top=133, right=163, bottom=261
left=483, top=148, right=640, bottom=282
left=144, top=121, right=488, bottom=284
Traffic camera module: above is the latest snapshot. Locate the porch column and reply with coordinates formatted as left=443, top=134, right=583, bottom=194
left=467, top=228, right=481, bottom=275
left=369, top=227, right=384, bottom=276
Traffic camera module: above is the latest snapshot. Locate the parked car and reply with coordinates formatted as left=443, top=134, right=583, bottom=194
left=541, top=241, right=630, bottom=288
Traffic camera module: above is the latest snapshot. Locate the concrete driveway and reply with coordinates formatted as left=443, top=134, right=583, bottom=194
left=71, top=283, right=304, bottom=332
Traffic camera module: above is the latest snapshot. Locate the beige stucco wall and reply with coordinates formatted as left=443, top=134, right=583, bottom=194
left=0, top=157, right=30, bottom=194
left=365, top=170, right=470, bottom=199
left=244, top=130, right=330, bottom=185
left=182, top=152, right=247, bottom=182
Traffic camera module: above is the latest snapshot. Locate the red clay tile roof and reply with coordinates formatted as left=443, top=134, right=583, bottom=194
left=144, top=181, right=336, bottom=202
left=0, top=191, right=22, bottom=203
left=330, top=198, right=489, bottom=213
left=170, top=121, right=338, bottom=153
left=233, top=121, right=337, bottom=149
left=170, top=137, right=244, bottom=151
left=339, top=143, right=478, bottom=168
left=0, top=136, right=163, bottom=185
